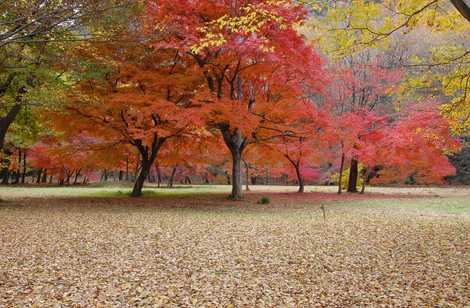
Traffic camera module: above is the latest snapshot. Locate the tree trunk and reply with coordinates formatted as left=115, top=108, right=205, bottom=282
left=102, top=169, right=108, bottom=182
left=21, top=151, right=26, bottom=184
left=450, top=0, right=470, bottom=23
left=0, top=104, right=21, bottom=152
left=36, top=169, right=42, bottom=184
left=338, top=153, right=345, bottom=194
left=243, top=160, right=250, bottom=191
left=118, top=170, right=123, bottom=181
left=203, top=172, right=210, bottom=184
left=41, top=169, right=47, bottom=183
left=1, top=168, right=9, bottom=184
left=360, top=168, right=368, bottom=194
left=65, top=170, right=72, bottom=185
left=221, top=127, right=246, bottom=201
left=230, top=151, right=243, bottom=200
left=125, top=156, right=129, bottom=181
left=73, top=169, right=81, bottom=185
left=294, top=163, right=305, bottom=193
left=347, top=159, right=359, bottom=193
left=131, top=159, right=151, bottom=197
left=168, top=166, right=176, bottom=188
left=13, top=149, right=21, bottom=184
left=131, top=137, right=165, bottom=197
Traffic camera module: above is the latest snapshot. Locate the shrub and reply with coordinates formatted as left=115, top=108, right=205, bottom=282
left=259, top=196, right=270, bottom=204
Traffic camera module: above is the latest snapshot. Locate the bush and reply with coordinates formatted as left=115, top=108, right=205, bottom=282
left=259, top=196, right=270, bottom=204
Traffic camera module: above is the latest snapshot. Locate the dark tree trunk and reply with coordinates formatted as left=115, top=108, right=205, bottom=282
left=286, top=156, right=304, bottom=193
left=450, top=0, right=470, bottom=23
left=36, top=169, right=42, bottom=184
left=41, top=169, right=47, bottom=183
left=0, top=104, right=21, bottom=152
left=101, top=169, right=108, bottom=182
left=131, top=136, right=165, bottom=197
left=118, top=170, right=123, bottom=181
left=1, top=168, right=9, bottom=184
left=221, top=127, right=247, bottom=201
left=294, top=163, right=305, bottom=193
left=243, top=160, right=250, bottom=191
left=73, top=169, right=81, bottom=185
left=131, top=159, right=151, bottom=197
left=231, top=152, right=242, bottom=200
left=360, top=168, right=369, bottom=194
left=21, top=151, right=26, bottom=184
left=168, top=166, right=176, bottom=188
left=347, top=159, right=359, bottom=193
left=338, top=153, right=345, bottom=194
left=0, top=84, right=25, bottom=152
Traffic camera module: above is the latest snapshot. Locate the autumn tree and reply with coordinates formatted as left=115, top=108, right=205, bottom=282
left=150, top=0, right=325, bottom=200
left=256, top=105, right=333, bottom=192
left=56, top=28, right=205, bottom=196
left=325, top=56, right=402, bottom=192
left=0, top=0, right=135, bottom=154
left=360, top=104, right=460, bottom=187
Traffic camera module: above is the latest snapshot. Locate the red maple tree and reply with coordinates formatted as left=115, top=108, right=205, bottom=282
left=149, top=0, right=326, bottom=199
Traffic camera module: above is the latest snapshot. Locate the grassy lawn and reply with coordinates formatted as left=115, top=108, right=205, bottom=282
left=0, top=185, right=469, bottom=306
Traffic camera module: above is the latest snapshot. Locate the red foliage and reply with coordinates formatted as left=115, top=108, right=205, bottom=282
left=148, top=0, right=326, bottom=198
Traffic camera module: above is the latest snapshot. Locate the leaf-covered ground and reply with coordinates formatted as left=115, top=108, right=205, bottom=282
left=0, top=186, right=469, bottom=307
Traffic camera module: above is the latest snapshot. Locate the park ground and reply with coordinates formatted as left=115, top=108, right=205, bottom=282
left=0, top=185, right=469, bottom=306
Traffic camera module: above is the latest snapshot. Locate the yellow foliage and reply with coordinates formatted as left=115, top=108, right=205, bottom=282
left=190, top=2, right=289, bottom=54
